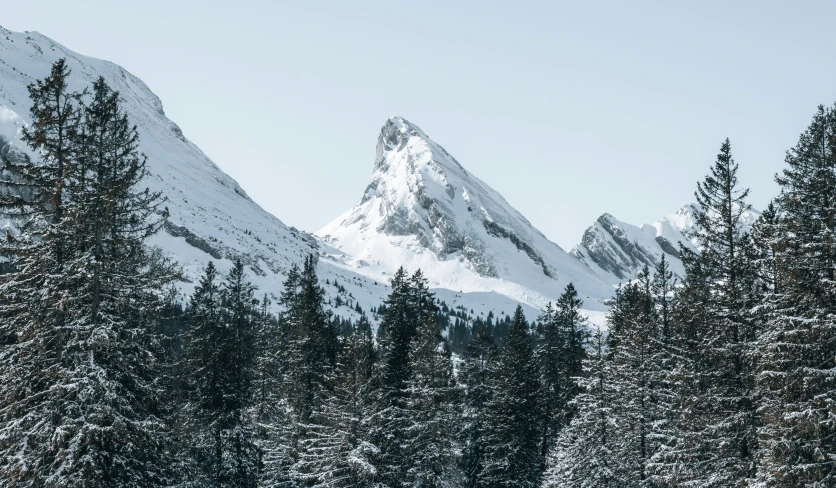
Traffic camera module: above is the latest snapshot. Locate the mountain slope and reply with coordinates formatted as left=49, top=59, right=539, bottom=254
left=317, top=116, right=614, bottom=313
left=0, top=26, right=318, bottom=301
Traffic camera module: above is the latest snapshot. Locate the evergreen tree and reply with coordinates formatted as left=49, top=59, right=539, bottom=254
left=674, top=139, right=758, bottom=486
left=296, top=316, right=378, bottom=487
left=652, top=254, right=675, bottom=339
left=183, top=262, right=226, bottom=485
left=220, top=259, right=261, bottom=486
left=280, top=254, right=342, bottom=485
left=534, top=283, right=588, bottom=469
left=459, top=316, right=494, bottom=487
left=184, top=260, right=261, bottom=487
left=755, top=104, right=836, bottom=486
left=607, top=267, right=671, bottom=486
left=0, top=63, right=178, bottom=486
left=479, top=305, right=542, bottom=487
left=252, top=294, right=294, bottom=487
left=282, top=255, right=336, bottom=431
left=535, top=302, right=562, bottom=464
left=366, top=267, right=415, bottom=484
left=544, top=327, right=620, bottom=487
left=404, top=311, right=458, bottom=486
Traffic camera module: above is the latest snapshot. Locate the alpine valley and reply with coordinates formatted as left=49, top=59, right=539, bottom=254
left=0, top=27, right=729, bottom=328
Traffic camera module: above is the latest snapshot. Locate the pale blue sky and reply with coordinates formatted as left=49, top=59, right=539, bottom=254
left=5, top=1, right=836, bottom=248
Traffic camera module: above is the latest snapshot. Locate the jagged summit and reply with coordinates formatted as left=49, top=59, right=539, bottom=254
left=318, top=117, right=615, bottom=312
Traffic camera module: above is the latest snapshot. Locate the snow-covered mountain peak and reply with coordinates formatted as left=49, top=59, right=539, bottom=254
left=318, top=117, right=615, bottom=312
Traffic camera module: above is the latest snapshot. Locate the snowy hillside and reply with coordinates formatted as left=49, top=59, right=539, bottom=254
left=317, top=116, right=615, bottom=314
left=0, top=27, right=323, bottom=302
left=572, top=204, right=761, bottom=285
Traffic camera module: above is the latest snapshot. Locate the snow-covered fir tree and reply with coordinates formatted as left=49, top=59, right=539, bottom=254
left=544, top=327, right=620, bottom=488
left=0, top=61, right=178, bottom=486
left=404, top=309, right=459, bottom=486
left=755, top=104, right=836, bottom=486
left=533, top=283, right=588, bottom=467
left=295, top=316, right=378, bottom=487
left=252, top=293, right=295, bottom=487
left=479, top=305, right=542, bottom=487
left=670, top=139, right=759, bottom=487
left=458, top=311, right=494, bottom=487
left=183, top=260, right=261, bottom=487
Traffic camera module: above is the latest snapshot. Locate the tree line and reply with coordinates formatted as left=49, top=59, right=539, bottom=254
left=2, top=59, right=836, bottom=487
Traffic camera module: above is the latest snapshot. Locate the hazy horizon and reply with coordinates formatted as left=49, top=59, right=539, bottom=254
left=6, top=1, right=836, bottom=248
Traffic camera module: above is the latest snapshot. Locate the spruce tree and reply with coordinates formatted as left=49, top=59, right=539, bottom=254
left=544, top=327, right=620, bottom=487
left=184, top=260, right=261, bottom=487
left=674, top=139, right=758, bottom=486
left=755, top=104, right=836, bottom=486
left=555, top=283, right=589, bottom=423
left=459, top=312, right=494, bottom=487
left=607, top=267, right=672, bottom=486
left=0, top=64, right=178, bottom=486
left=479, top=305, right=542, bottom=487
left=366, top=267, right=415, bottom=484
left=220, top=259, right=261, bottom=487
left=252, top=294, right=294, bottom=486
left=183, top=262, right=226, bottom=485
left=294, top=315, right=378, bottom=487
left=282, top=255, right=336, bottom=429
left=534, top=283, right=588, bottom=469
left=535, top=302, right=562, bottom=464
left=404, top=311, right=458, bottom=486
left=652, top=254, right=675, bottom=339
left=281, top=254, right=339, bottom=484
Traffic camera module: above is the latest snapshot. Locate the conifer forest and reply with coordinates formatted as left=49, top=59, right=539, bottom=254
left=3, top=59, right=836, bottom=488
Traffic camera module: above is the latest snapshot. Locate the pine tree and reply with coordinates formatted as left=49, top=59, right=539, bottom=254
left=673, top=138, right=758, bottom=486
left=252, top=294, right=294, bottom=486
left=183, top=262, right=226, bottom=485
left=459, top=316, right=494, bottom=487
left=755, top=104, right=836, bottom=486
left=479, top=305, right=542, bottom=487
left=184, top=261, right=261, bottom=487
left=607, top=267, right=672, bottom=486
left=282, top=255, right=336, bottom=429
left=652, top=254, right=675, bottom=339
left=296, top=316, right=378, bottom=487
left=543, top=327, right=620, bottom=488
left=220, top=259, right=261, bottom=487
left=366, top=267, right=415, bottom=484
left=281, top=254, right=340, bottom=484
left=0, top=64, right=178, bottom=486
left=535, top=302, right=562, bottom=464
left=404, top=311, right=458, bottom=486
left=534, top=283, right=588, bottom=469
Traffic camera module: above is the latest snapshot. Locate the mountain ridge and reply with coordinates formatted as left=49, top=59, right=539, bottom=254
left=0, top=26, right=744, bottom=327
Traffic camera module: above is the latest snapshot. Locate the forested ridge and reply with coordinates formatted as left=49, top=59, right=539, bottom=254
left=1, top=60, right=835, bottom=487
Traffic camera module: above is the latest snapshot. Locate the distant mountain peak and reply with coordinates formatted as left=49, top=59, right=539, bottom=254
left=318, top=117, right=615, bottom=312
